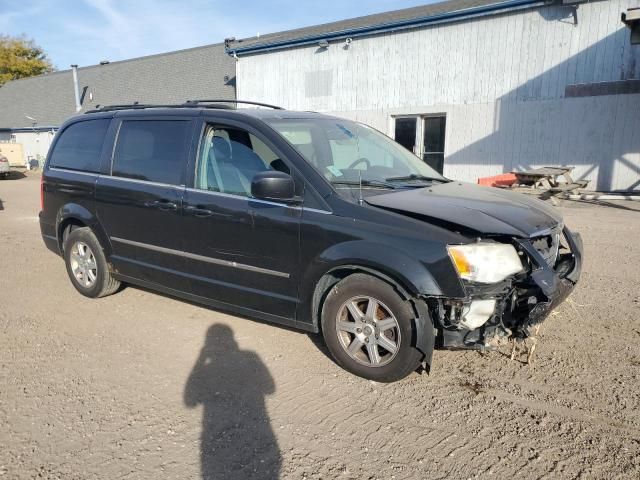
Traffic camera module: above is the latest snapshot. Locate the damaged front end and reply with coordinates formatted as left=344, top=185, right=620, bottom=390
left=431, top=226, right=583, bottom=350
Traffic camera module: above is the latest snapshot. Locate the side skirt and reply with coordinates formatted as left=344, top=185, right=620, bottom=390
left=112, top=273, right=315, bottom=333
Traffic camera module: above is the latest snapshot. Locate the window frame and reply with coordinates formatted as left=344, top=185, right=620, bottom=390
left=421, top=115, right=446, bottom=174
left=191, top=118, right=300, bottom=197
left=109, top=116, right=195, bottom=187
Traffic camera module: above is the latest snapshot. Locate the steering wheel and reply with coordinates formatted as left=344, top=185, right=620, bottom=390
left=348, top=157, right=371, bottom=169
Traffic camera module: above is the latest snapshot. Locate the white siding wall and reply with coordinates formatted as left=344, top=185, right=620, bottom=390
left=11, top=131, right=56, bottom=167
left=237, top=0, right=640, bottom=191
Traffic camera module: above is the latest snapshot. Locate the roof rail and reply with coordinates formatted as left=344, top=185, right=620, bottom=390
left=84, top=102, right=234, bottom=114
left=84, top=99, right=282, bottom=114
left=185, top=99, right=284, bottom=110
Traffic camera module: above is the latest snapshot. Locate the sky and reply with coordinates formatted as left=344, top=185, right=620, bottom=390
left=0, top=0, right=437, bottom=69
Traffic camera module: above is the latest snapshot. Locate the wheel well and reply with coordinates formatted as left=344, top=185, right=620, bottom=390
left=311, top=266, right=435, bottom=370
left=311, top=266, right=414, bottom=332
left=58, top=218, right=87, bottom=252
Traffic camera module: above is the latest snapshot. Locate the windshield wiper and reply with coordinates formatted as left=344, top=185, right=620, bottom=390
left=385, top=174, right=445, bottom=183
left=331, top=180, right=397, bottom=189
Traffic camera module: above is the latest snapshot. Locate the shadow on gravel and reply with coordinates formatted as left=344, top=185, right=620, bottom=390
left=184, top=324, right=280, bottom=480
left=306, top=332, right=334, bottom=362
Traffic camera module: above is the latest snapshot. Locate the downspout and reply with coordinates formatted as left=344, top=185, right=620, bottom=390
left=71, top=65, right=81, bottom=112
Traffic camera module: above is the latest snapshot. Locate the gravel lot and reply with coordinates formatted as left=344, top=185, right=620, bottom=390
left=1, top=172, right=639, bottom=479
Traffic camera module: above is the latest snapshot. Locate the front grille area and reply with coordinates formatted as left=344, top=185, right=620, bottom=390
left=531, top=227, right=561, bottom=268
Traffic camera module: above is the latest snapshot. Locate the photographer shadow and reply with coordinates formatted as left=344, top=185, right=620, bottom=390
left=184, top=324, right=280, bottom=479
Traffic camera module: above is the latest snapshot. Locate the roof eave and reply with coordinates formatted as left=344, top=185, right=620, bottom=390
left=0, top=126, right=59, bottom=132
left=228, top=0, right=545, bottom=56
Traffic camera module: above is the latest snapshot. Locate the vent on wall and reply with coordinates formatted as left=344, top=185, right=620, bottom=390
left=305, top=70, right=333, bottom=98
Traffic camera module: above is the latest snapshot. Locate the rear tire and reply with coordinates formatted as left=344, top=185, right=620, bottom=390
left=63, top=227, right=120, bottom=298
left=321, top=273, right=423, bottom=382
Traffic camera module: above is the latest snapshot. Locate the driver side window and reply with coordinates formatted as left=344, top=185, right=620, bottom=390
left=196, top=125, right=289, bottom=197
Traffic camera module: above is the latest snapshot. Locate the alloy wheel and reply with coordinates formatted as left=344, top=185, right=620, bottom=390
left=70, top=241, right=98, bottom=288
left=335, top=296, right=401, bottom=367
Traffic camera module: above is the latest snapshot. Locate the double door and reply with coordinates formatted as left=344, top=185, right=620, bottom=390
left=394, top=115, right=446, bottom=174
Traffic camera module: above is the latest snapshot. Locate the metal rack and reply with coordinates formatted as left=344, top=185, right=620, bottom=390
left=185, top=99, right=284, bottom=110
left=85, top=99, right=284, bottom=114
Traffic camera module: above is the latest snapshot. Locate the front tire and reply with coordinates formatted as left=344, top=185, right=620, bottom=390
left=321, top=274, right=423, bottom=382
left=63, top=227, right=120, bottom=298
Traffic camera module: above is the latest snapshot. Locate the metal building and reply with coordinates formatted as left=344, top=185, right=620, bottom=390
left=229, top=0, right=640, bottom=192
left=0, top=43, right=235, bottom=166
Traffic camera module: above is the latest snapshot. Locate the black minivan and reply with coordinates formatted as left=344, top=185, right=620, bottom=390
left=40, top=101, right=583, bottom=382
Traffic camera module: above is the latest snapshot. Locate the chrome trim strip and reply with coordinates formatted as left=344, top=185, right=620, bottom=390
left=104, top=175, right=184, bottom=189
left=48, top=167, right=98, bottom=177
left=109, top=121, right=122, bottom=175
left=110, top=256, right=297, bottom=303
left=303, top=207, right=332, bottom=215
left=184, top=187, right=288, bottom=207
left=42, top=234, right=57, bottom=241
left=110, top=236, right=290, bottom=278
left=49, top=168, right=331, bottom=214
left=184, top=187, right=332, bottom=213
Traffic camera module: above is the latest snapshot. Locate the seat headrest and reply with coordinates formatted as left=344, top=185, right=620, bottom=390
left=211, top=136, right=231, bottom=162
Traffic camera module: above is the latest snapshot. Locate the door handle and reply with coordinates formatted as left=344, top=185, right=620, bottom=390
left=145, top=200, right=178, bottom=211
left=184, top=205, right=214, bottom=217
left=158, top=202, right=178, bottom=211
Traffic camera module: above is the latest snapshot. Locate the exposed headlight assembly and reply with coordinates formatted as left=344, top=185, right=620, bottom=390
left=447, top=242, right=523, bottom=284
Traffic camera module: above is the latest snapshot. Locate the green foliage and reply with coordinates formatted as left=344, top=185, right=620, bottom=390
left=0, top=35, right=54, bottom=86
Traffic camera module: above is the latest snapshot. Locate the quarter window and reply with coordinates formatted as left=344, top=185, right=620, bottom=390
left=112, top=120, right=191, bottom=185
left=196, top=126, right=288, bottom=197
left=49, top=119, right=110, bottom=173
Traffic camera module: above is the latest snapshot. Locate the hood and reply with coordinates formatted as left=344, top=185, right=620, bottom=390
left=365, top=181, right=562, bottom=237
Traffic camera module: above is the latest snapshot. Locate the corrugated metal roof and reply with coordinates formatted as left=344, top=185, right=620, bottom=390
left=0, top=43, right=235, bottom=129
left=228, top=0, right=538, bottom=54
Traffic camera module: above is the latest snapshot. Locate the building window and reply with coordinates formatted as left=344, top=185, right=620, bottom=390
left=394, top=117, right=418, bottom=154
left=422, top=116, right=446, bottom=174
left=393, top=115, right=446, bottom=174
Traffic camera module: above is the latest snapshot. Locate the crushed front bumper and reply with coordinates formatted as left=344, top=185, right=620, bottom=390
left=436, top=226, right=583, bottom=349
left=512, top=227, right=582, bottom=335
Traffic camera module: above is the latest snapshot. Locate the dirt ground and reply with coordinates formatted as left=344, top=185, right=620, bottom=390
left=1, top=172, right=639, bottom=480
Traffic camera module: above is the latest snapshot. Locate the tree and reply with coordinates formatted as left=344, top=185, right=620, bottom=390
left=0, top=35, right=54, bottom=86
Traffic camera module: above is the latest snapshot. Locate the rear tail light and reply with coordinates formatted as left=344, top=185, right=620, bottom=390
left=40, top=175, right=44, bottom=211
left=0, top=158, right=7, bottom=163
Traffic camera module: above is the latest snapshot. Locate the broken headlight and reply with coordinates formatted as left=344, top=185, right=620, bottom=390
left=447, top=242, right=523, bottom=284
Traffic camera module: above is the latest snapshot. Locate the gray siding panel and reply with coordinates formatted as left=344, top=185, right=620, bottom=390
left=239, top=1, right=640, bottom=108
left=237, top=0, right=640, bottom=190
left=0, top=43, right=235, bottom=129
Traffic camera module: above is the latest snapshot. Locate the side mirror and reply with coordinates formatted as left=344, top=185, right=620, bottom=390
left=251, top=171, right=297, bottom=203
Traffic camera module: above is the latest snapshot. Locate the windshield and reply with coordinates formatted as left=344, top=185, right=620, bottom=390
left=265, top=118, right=447, bottom=187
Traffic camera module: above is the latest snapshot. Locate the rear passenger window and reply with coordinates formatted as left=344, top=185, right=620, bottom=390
left=112, top=120, right=190, bottom=185
left=49, top=119, right=109, bottom=173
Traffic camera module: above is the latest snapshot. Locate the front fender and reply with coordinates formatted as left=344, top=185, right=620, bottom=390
left=56, top=203, right=112, bottom=256
left=300, top=240, right=444, bottom=366
left=299, top=240, right=465, bottom=327
left=313, top=240, right=443, bottom=296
